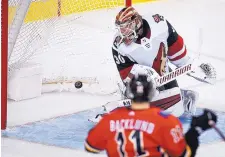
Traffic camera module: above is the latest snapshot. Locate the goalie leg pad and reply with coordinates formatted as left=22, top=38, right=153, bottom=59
left=151, top=87, right=184, bottom=117
left=181, top=89, right=199, bottom=117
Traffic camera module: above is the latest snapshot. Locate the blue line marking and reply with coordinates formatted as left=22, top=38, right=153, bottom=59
left=2, top=108, right=225, bottom=149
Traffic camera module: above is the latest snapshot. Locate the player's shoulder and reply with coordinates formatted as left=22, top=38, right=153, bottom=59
left=143, top=12, right=169, bottom=37
left=143, top=12, right=167, bottom=25
left=107, top=106, right=135, bottom=118
left=110, top=106, right=128, bottom=114
left=98, top=107, right=128, bottom=122
left=148, top=107, right=181, bottom=124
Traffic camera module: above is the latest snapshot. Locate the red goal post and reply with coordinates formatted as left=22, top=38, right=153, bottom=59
left=1, top=0, right=8, bottom=130
left=1, top=0, right=132, bottom=130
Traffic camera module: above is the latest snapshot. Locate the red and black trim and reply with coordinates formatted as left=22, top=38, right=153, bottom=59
left=119, top=66, right=134, bottom=80
left=112, top=48, right=137, bottom=80
left=85, top=140, right=102, bottom=153
left=157, top=146, right=169, bottom=157
left=166, top=21, right=187, bottom=62
left=151, top=94, right=181, bottom=110
left=166, top=20, right=178, bottom=47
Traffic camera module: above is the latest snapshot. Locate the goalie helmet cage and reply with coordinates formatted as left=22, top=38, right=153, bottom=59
left=1, top=0, right=132, bottom=130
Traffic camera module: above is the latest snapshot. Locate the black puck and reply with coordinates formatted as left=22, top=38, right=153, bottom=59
left=75, top=81, right=83, bottom=89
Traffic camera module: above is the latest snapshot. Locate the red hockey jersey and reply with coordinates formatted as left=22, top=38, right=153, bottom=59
left=85, top=107, right=191, bottom=157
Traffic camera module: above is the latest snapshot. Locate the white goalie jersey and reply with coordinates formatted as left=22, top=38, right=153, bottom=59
left=112, top=12, right=190, bottom=83
left=110, top=12, right=196, bottom=118
left=90, top=11, right=216, bottom=123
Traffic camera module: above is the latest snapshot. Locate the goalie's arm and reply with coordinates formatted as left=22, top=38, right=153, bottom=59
left=112, top=47, right=137, bottom=82
left=166, top=20, right=190, bottom=68
left=166, top=21, right=216, bottom=84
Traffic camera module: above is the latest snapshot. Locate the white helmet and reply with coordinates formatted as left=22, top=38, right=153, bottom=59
left=115, top=7, right=143, bottom=45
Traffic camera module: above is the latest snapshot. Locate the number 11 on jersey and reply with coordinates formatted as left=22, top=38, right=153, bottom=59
left=115, top=130, right=149, bottom=157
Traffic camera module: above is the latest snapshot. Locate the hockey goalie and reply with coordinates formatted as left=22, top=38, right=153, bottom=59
left=90, top=7, right=216, bottom=123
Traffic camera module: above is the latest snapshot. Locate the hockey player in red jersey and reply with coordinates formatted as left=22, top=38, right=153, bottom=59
left=85, top=74, right=217, bottom=157
left=111, top=6, right=216, bottom=117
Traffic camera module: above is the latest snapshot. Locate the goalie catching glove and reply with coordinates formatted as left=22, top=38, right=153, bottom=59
left=187, top=62, right=216, bottom=84
left=117, top=64, right=160, bottom=99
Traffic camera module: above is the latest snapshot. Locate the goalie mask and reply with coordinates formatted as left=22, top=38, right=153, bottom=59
left=125, top=74, right=155, bottom=103
left=115, top=7, right=143, bottom=45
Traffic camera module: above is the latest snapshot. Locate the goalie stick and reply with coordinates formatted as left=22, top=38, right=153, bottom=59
left=154, top=62, right=216, bottom=87
left=154, top=63, right=193, bottom=87
left=42, top=76, right=98, bottom=85
left=187, top=73, right=213, bottom=84
left=88, top=63, right=214, bottom=123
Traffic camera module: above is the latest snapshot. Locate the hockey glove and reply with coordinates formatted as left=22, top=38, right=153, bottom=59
left=200, top=63, right=216, bottom=80
left=191, top=109, right=217, bottom=133
left=188, top=63, right=216, bottom=84
left=183, top=109, right=217, bottom=157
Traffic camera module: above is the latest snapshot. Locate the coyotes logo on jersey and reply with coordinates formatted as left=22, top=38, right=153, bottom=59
left=152, top=42, right=167, bottom=76
left=152, top=14, right=164, bottom=23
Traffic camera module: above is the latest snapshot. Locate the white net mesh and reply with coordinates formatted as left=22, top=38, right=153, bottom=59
left=8, top=0, right=126, bottom=84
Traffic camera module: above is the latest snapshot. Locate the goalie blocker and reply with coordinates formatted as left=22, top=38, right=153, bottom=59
left=120, top=63, right=199, bottom=117
left=90, top=60, right=213, bottom=123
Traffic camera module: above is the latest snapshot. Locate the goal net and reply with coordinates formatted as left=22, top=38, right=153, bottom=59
left=1, top=0, right=131, bottom=129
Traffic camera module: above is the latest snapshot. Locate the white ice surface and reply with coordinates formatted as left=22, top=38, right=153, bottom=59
left=2, top=0, right=225, bottom=156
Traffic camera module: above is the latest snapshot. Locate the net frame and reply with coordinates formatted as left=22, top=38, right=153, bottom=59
left=1, top=0, right=8, bottom=130
left=1, top=0, right=132, bottom=130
